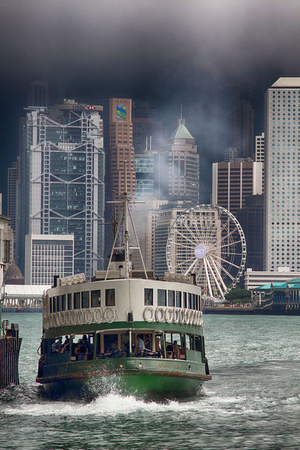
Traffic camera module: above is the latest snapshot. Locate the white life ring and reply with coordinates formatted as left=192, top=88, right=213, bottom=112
left=78, top=310, right=84, bottom=325
left=72, top=310, right=79, bottom=325
left=84, top=309, right=93, bottom=324
left=155, top=307, right=165, bottom=323
left=65, top=310, right=71, bottom=326
left=173, top=308, right=180, bottom=324
left=199, top=311, right=203, bottom=327
left=94, top=308, right=103, bottom=323
left=179, top=308, right=185, bottom=324
left=104, top=307, right=115, bottom=323
left=143, top=307, right=155, bottom=323
left=184, top=309, right=191, bottom=325
left=165, top=307, right=174, bottom=323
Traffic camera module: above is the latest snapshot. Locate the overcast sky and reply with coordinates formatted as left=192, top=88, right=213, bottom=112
left=1, top=0, right=300, bottom=209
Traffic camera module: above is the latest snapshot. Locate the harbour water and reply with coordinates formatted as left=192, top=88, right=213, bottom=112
left=0, top=312, right=299, bottom=449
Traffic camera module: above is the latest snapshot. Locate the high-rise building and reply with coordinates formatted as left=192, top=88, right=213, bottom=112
left=232, top=86, right=254, bottom=159
left=264, top=77, right=300, bottom=271
left=255, top=132, right=264, bottom=163
left=105, top=98, right=135, bottom=222
left=132, top=100, right=163, bottom=155
left=7, top=161, right=18, bottom=237
left=25, top=234, right=74, bottom=285
left=19, top=99, right=105, bottom=280
left=212, top=160, right=264, bottom=216
left=162, top=117, right=199, bottom=205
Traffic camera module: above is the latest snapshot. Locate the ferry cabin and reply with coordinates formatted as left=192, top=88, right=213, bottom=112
left=40, top=277, right=206, bottom=368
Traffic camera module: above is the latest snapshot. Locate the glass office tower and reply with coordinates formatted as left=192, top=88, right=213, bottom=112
left=20, top=100, right=105, bottom=280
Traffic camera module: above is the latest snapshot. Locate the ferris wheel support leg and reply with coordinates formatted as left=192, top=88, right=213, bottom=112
left=203, top=258, right=213, bottom=298
left=206, top=257, right=225, bottom=299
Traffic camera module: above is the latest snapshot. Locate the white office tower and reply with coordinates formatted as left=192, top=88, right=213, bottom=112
left=255, top=133, right=264, bottom=163
left=20, top=100, right=105, bottom=280
left=264, top=78, right=300, bottom=271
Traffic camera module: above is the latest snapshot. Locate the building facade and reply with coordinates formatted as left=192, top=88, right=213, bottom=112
left=163, top=117, right=199, bottom=205
left=105, top=98, right=135, bottom=223
left=264, top=77, right=300, bottom=271
left=25, top=234, right=74, bottom=285
left=212, top=160, right=264, bottom=216
left=19, top=100, right=105, bottom=280
left=255, top=132, right=264, bottom=163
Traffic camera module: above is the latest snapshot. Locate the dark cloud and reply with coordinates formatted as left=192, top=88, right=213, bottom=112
left=1, top=0, right=300, bottom=208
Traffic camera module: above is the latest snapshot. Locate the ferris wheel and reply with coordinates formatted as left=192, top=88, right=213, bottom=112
left=166, top=204, right=247, bottom=301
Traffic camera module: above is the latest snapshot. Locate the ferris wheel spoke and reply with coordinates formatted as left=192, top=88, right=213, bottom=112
left=175, top=256, right=197, bottom=268
left=175, top=229, right=197, bottom=247
left=183, top=257, right=199, bottom=276
left=215, top=240, right=243, bottom=251
left=205, top=257, right=226, bottom=299
left=203, top=258, right=213, bottom=298
left=213, top=253, right=241, bottom=271
left=170, top=240, right=196, bottom=251
left=207, top=254, right=228, bottom=293
left=182, top=221, right=200, bottom=245
left=212, top=256, right=237, bottom=281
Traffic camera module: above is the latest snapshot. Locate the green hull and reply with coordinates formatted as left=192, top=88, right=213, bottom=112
left=37, top=357, right=211, bottom=399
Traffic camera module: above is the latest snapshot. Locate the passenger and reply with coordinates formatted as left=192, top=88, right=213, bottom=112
left=75, top=339, right=88, bottom=361
left=166, top=342, right=173, bottom=359
left=51, top=338, right=61, bottom=353
left=60, top=335, right=70, bottom=353
left=135, top=334, right=145, bottom=355
left=173, top=340, right=180, bottom=359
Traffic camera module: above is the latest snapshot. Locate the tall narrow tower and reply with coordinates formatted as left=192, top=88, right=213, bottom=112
left=264, top=78, right=300, bottom=271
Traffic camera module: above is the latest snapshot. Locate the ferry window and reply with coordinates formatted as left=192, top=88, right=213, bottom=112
left=176, top=291, right=182, bottom=307
left=158, top=289, right=167, bottom=306
left=71, top=334, right=94, bottom=361
left=168, top=290, right=175, bottom=307
left=144, top=288, right=153, bottom=305
left=67, top=293, right=73, bottom=310
left=185, top=334, right=190, bottom=350
left=57, top=295, right=62, bottom=312
left=53, top=297, right=57, bottom=313
left=91, top=290, right=101, bottom=307
left=104, top=334, right=118, bottom=354
left=50, top=297, right=53, bottom=313
left=62, top=294, right=67, bottom=311
left=188, top=293, right=192, bottom=309
left=195, top=336, right=202, bottom=352
left=105, top=289, right=115, bottom=306
left=82, top=291, right=89, bottom=309
left=74, top=292, right=81, bottom=309
left=183, top=292, right=187, bottom=309
left=190, top=335, right=195, bottom=350
left=192, top=294, right=196, bottom=310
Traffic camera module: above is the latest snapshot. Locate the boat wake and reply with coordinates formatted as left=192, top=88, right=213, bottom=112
left=3, top=390, right=207, bottom=418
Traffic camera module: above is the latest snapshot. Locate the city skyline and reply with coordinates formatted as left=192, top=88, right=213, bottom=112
left=1, top=1, right=300, bottom=208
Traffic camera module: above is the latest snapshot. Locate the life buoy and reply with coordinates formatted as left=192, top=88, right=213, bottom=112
left=143, top=307, right=155, bottom=322
left=173, top=308, right=180, bottom=324
left=84, top=309, right=93, bottom=324
left=179, top=308, right=185, bottom=324
left=65, top=310, right=71, bottom=326
left=104, top=307, right=115, bottom=323
left=78, top=310, right=84, bottom=325
left=72, top=310, right=78, bottom=325
left=155, top=307, right=164, bottom=323
left=165, top=307, right=173, bottom=323
left=199, top=311, right=203, bottom=327
left=184, top=309, right=191, bottom=325
left=94, top=308, right=103, bottom=323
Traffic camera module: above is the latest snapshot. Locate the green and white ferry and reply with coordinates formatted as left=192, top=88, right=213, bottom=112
left=36, top=188, right=211, bottom=399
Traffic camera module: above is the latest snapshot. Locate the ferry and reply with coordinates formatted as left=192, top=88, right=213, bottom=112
left=36, top=184, right=211, bottom=399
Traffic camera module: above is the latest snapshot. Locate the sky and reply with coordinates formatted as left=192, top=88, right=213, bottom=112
left=1, top=0, right=300, bottom=211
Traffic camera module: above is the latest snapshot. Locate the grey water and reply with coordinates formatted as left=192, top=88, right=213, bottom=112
left=0, top=313, right=299, bottom=449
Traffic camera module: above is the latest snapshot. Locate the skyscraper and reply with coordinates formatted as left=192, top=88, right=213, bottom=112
left=212, top=160, right=263, bottom=216
left=19, top=99, right=105, bottom=280
left=105, top=98, right=135, bottom=222
left=232, top=86, right=254, bottom=159
left=264, top=77, right=300, bottom=271
left=162, top=117, right=199, bottom=205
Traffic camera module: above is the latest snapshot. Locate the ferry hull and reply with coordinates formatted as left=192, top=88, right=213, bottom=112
left=37, top=358, right=211, bottom=399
